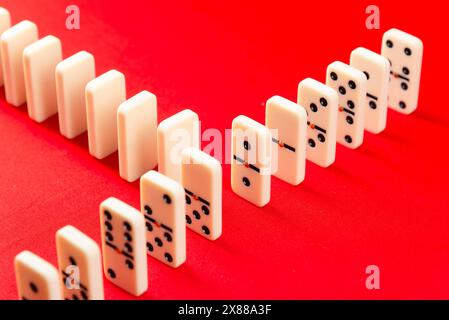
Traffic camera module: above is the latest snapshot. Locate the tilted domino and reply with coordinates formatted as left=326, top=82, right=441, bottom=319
left=118, top=90, right=158, bottom=182
left=56, top=225, right=104, bottom=300
left=56, top=51, right=96, bottom=139
left=381, top=28, right=423, bottom=115
left=265, top=95, right=307, bottom=185
left=0, top=20, right=38, bottom=106
left=15, top=250, right=62, bottom=300
left=0, top=7, right=11, bottom=86
left=86, top=70, right=126, bottom=159
left=182, top=147, right=222, bottom=240
left=23, top=35, right=62, bottom=123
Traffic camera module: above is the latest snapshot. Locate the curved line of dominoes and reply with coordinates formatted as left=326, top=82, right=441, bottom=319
left=1, top=6, right=423, bottom=299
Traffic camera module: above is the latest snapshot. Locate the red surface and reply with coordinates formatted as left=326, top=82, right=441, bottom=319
left=0, top=0, right=448, bottom=300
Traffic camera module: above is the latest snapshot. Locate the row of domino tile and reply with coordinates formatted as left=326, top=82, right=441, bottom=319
left=15, top=161, right=220, bottom=299
left=2, top=6, right=423, bottom=298
left=231, top=30, right=423, bottom=206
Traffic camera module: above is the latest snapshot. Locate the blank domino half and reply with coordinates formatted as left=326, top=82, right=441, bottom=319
left=381, top=28, right=423, bottom=115
left=0, top=20, right=38, bottom=106
left=0, top=7, right=11, bottom=86
left=140, top=170, right=186, bottom=267
left=350, top=47, right=390, bottom=134
left=118, top=91, right=158, bottom=182
left=56, top=51, right=95, bottom=139
left=265, top=95, right=307, bottom=186
left=297, top=78, right=338, bottom=168
left=157, top=109, right=200, bottom=183
left=56, top=225, right=104, bottom=300
left=231, top=115, right=271, bottom=207
left=86, top=70, right=126, bottom=159
left=182, top=147, right=222, bottom=240
left=326, top=61, right=367, bottom=149
left=14, top=250, right=62, bottom=300
left=100, top=197, right=147, bottom=296
left=23, top=35, right=62, bottom=123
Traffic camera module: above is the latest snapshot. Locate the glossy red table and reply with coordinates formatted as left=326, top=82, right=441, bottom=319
left=1, top=0, right=447, bottom=299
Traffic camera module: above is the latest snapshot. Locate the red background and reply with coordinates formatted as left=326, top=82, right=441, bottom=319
left=0, top=0, right=448, bottom=299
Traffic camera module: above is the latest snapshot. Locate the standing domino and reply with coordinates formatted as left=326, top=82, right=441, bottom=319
left=326, top=61, right=367, bottom=149
left=14, top=250, right=62, bottom=300
left=118, top=91, right=158, bottom=182
left=56, top=225, right=104, bottom=300
left=0, top=20, right=38, bottom=106
left=0, top=7, right=11, bottom=86
left=86, top=70, right=126, bottom=159
left=297, top=78, right=338, bottom=167
left=381, top=28, right=423, bottom=114
left=350, top=47, right=390, bottom=134
left=231, top=115, right=271, bottom=207
left=140, top=170, right=186, bottom=267
left=157, top=109, right=200, bottom=183
left=265, top=95, right=307, bottom=185
left=23, top=35, right=63, bottom=123
left=100, top=197, right=147, bottom=296
left=182, top=147, right=222, bottom=240
left=56, top=51, right=96, bottom=139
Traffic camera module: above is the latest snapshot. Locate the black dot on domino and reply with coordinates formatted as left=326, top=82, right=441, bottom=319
left=308, top=139, right=316, bottom=148
left=347, top=100, right=354, bottom=109
left=399, top=101, right=407, bottom=109
left=401, top=82, right=408, bottom=90
left=242, top=177, right=250, bottom=187
left=201, top=205, right=209, bottom=215
left=403, top=67, right=409, bottom=75
left=155, top=237, right=163, bottom=247
left=146, top=222, right=153, bottom=232
left=319, top=98, right=328, bottom=107
left=164, top=253, right=173, bottom=263
left=163, top=194, right=171, bottom=204
left=185, top=195, right=191, bottom=205
left=339, top=86, right=346, bottom=95
left=348, top=80, right=356, bottom=89
left=404, top=47, right=412, bottom=56
left=107, top=268, right=116, bottom=279
left=105, top=221, right=113, bottom=231
left=125, top=259, right=134, bottom=270
left=369, top=101, right=377, bottom=109
left=330, top=72, right=338, bottom=81
left=106, top=231, right=113, bottom=242
left=193, top=210, right=201, bottom=220
left=123, top=221, right=132, bottom=231
left=344, top=135, right=353, bottom=143
left=104, top=210, right=112, bottom=220
left=386, top=40, right=393, bottom=48
left=29, top=282, right=38, bottom=293
left=124, top=232, right=132, bottom=242
left=186, top=215, right=192, bottom=224
left=146, top=242, right=153, bottom=252
left=125, top=243, right=133, bottom=253
left=317, top=134, right=325, bottom=143
left=202, top=226, right=210, bottom=235
left=243, top=140, right=251, bottom=151
left=164, top=232, right=172, bottom=242
left=144, top=205, right=152, bottom=215
left=364, top=71, right=370, bottom=80
left=310, top=103, right=318, bottom=112
left=346, top=116, right=354, bottom=125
